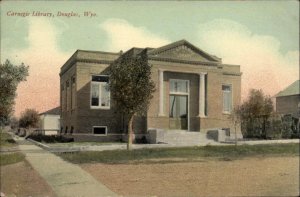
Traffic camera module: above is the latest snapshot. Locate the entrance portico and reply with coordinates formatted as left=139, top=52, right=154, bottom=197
left=157, top=69, right=207, bottom=131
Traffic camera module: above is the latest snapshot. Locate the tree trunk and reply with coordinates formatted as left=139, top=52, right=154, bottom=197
left=127, top=115, right=134, bottom=150
left=234, top=124, right=237, bottom=148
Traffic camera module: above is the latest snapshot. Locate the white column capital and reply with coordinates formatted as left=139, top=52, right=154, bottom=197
left=198, top=72, right=207, bottom=76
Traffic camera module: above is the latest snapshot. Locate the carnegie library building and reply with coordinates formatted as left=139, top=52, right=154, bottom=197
left=60, top=40, right=242, bottom=143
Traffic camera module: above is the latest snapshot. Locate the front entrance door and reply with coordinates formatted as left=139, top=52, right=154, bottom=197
left=169, top=95, right=188, bottom=130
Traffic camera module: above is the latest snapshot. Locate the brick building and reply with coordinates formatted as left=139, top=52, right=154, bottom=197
left=60, top=40, right=242, bottom=142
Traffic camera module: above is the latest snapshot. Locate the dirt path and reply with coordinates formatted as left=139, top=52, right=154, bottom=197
left=82, top=156, right=299, bottom=197
left=0, top=161, right=57, bottom=197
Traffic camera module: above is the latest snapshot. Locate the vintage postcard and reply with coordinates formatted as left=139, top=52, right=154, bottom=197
left=1, top=1, right=299, bottom=197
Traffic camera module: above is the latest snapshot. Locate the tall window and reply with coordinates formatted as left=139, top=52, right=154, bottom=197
left=170, top=79, right=188, bottom=94
left=91, top=75, right=110, bottom=109
left=169, top=79, right=189, bottom=117
left=169, top=79, right=189, bottom=130
left=61, top=84, right=65, bottom=111
left=222, top=84, right=232, bottom=113
left=66, top=80, right=70, bottom=111
left=71, top=76, right=76, bottom=110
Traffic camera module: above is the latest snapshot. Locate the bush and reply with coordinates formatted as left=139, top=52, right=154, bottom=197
left=27, top=134, right=74, bottom=143
left=135, top=136, right=148, bottom=144
left=242, top=114, right=300, bottom=139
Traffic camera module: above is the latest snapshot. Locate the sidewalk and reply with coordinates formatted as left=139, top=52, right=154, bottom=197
left=15, top=137, right=117, bottom=197
left=28, top=137, right=299, bottom=153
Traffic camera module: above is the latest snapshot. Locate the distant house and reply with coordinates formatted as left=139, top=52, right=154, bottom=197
left=39, top=107, right=60, bottom=135
left=60, top=40, right=242, bottom=142
left=275, top=80, right=300, bottom=118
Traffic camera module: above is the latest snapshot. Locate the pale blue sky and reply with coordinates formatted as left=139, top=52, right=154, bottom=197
left=1, top=1, right=299, bottom=54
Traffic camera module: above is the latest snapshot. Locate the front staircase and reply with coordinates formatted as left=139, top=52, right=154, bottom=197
left=147, top=129, right=217, bottom=145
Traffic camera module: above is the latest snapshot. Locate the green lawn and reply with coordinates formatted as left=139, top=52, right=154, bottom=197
left=58, top=143, right=299, bottom=164
left=0, top=152, right=25, bottom=166
left=0, top=130, right=25, bottom=165
left=0, top=131, right=17, bottom=147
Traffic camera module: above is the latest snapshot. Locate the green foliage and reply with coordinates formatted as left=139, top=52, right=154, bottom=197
left=239, top=89, right=274, bottom=120
left=19, top=109, right=40, bottom=128
left=236, top=89, right=274, bottom=138
left=9, top=116, right=19, bottom=129
left=0, top=60, right=29, bottom=125
left=109, top=51, right=155, bottom=116
left=109, top=50, right=156, bottom=149
left=58, top=143, right=299, bottom=164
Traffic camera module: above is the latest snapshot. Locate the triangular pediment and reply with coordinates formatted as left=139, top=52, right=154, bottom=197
left=148, top=40, right=221, bottom=63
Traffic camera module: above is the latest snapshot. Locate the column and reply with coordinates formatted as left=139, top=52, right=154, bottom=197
left=199, top=73, right=206, bottom=117
left=158, top=69, right=164, bottom=116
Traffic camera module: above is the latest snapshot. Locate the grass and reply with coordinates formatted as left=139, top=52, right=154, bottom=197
left=0, top=152, right=25, bottom=166
left=58, top=143, right=299, bottom=164
left=0, top=131, right=17, bottom=147
left=0, top=130, right=25, bottom=165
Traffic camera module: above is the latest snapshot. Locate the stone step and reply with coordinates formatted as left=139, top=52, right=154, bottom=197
left=148, top=129, right=217, bottom=144
left=156, top=130, right=211, bottom=145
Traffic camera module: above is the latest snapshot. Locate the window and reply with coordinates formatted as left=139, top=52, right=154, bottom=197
left=61, top=84, right=65, bottom=111
left=169, top=95, right=188, bottom=118
left=65, top=126, right=68, bottom=134
left=66, top=80, right=70, bottom=111
left=93, top=126, right=107, bottom=135
left=222, top=84, right=232, bottom=113
left=71, top=76, right=76, bottom=110
left=170, top=79, right=188, bottom=94
left=91, top=75, right=110, bottom=109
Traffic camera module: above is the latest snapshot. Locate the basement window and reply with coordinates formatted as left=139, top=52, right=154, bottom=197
left=93, top=126, right=107, bottom=135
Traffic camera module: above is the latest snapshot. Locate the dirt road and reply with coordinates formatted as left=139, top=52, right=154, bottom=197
left=82, top=156, right=299, bottom=197
left=0, top=161, right=56, bottom=197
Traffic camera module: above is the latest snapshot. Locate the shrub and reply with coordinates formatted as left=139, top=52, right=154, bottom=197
left=135, top=136, right=148, bottom=144
left=27, top=134, right=73, bottom=143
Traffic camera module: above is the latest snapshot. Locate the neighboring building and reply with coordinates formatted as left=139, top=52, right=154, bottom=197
left=39, top=107, right=60, bottom=135
left=60, top=40, right=242, bottom=142
left=275, top=80, right=300, bottom=118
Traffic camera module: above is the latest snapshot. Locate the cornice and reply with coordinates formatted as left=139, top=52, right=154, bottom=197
left=60, top=58, right=114, bottom=76
left=222, top=72, right=242, bottom=76
left=148, top=56, right=219, bottom=67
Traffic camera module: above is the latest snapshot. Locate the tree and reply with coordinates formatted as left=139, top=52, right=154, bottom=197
left=229, top=106, right=242, bottom=147
left=109, top=51, right=155, bottom=150
left=19, top=109, right=40, bottom=128
left=238, top=89, right=274, bottom=138
left=0, top=60, right=29, bottom=126
left=9, top=116, right=19, bottom=129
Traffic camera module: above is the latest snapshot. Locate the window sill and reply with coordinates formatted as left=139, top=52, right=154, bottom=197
left=93, top=133, right=108, bottom=136
left=197, top=115, right=207, bottom=118
left=222, top=112, right=231, bottom=115
left=90, top=106, right=110, bottom=110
